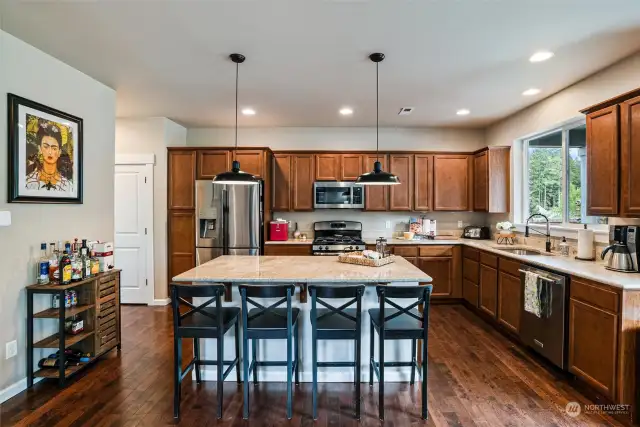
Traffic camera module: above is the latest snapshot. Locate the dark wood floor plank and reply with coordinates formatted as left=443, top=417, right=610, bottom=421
left=1, top=305, right=628, bottom=427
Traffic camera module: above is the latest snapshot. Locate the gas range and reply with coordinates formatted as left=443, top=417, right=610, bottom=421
left=312, top=221, right=365, bottom=256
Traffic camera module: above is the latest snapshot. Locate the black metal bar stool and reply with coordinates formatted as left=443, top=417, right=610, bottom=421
left=369, top=284, right=433, bottom=420
left=239, top=284, right=300, bottom=420
left=309, top=284, right=365, bottom=420
left=170, top=283, right=241, bottom=420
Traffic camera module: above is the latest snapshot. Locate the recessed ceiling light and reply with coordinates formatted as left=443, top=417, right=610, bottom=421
left=529, top=51, right=554, bottom=63
left=242, top=108, right=256, bottom=116
left=522, top=88, right=541, bottom=96
left=339, top=107, right=353, bottom=116
left=456, top=109, right=470, bottom=116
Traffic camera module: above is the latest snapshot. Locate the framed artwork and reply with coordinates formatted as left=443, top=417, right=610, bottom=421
left=8, top=94, right=83, bottom=203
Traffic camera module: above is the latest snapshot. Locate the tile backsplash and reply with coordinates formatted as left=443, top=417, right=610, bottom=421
left=272, top=211, right=488, bottom=240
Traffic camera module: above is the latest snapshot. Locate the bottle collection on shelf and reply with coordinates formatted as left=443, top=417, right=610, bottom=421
left=37, top=239, right=102, bottom=285
left=38, top=349, right=92, bottom=370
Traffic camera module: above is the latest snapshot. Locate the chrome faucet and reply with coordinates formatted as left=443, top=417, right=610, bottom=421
left=525, top=214, right=552, bottom=253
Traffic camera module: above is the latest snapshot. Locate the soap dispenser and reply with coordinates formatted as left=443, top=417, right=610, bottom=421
left=559, top=236, right=570, bottom=257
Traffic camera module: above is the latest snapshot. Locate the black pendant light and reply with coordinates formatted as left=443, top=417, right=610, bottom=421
left=212, top=53, right=260, bottom=185
left=355, top=53, right=400, bottom=186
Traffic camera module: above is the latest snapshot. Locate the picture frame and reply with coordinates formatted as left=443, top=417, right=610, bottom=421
left=8, top=94, right=83, bottom=204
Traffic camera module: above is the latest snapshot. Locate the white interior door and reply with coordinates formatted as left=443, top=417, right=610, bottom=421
left=114, top=163, right=153, bottom=304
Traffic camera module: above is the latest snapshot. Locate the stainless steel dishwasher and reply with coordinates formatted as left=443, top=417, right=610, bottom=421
left=519, top=264, right=569, bottom=370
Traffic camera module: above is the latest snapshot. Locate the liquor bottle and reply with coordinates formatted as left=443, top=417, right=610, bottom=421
left=60, top=244, right=72, bottom=285
left=48, top=243, right=59, bottom=284
left=71, top=244, right=82, bottom=282
left=81, top=239, right=91, bottom=278
left=37, top=242, right=50, bottom=285
left=90, top=250, right=100, bottom=276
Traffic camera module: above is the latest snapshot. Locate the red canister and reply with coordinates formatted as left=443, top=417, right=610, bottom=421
left=269, top=221, right=289, bottom=241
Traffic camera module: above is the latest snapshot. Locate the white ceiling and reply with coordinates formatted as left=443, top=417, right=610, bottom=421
left=1, top=0, right=640, bottom=128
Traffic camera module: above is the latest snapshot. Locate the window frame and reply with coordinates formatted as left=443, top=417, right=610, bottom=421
left=519, top=117, right=607, bottom=232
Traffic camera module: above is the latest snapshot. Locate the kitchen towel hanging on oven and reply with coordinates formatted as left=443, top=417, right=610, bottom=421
left=524, top=271, right=552, bottom=318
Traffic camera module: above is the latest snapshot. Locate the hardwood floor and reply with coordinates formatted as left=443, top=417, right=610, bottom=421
left=1, top=304, right=626, bottom=426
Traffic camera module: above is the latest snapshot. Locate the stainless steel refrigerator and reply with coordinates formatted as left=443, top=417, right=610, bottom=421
left=195, top=180, right=263, bottom=265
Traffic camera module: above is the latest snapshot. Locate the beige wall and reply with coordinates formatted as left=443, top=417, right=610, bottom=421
left=187, top=126, right=485, bottom=151
left=115, top=118, right=187, bottom=302
left=0, top=31, right=116, bottom=394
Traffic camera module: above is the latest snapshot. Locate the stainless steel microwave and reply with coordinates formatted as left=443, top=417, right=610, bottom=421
left=313, top=182, right=364, bottom=209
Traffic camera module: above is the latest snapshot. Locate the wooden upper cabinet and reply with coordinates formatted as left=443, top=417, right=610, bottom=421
left=292, top=154, right=315, bottom=211
left=433, top=154, right=471, bottom=211
left=234, top=150, right=264, bottom=178
left=586, top=105, right=619, bottom=216
left=473, top=151, right=488, bottom=211
left=197, top=150, right=230, bottom=179
left=473, top=147, right=510, bottom=213
left=362, top=155, right=389, bottom=211
left=340, top=154, right=363, bottom=180
left=272, top=154, right=292, bottom=211
left=315, top=154, right=340, bottom=181
left=414, top=155, right=433, bottom=211
left=389, top=154, right=414, bottom=211
left=621, top=95, right=640, bottom=216
left=168, top=150, right=196, bottom=209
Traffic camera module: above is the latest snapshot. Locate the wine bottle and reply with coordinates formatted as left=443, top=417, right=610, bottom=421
left=38, top=357, right=68, bottom=369
left=60, top=244, right=72, bottom=285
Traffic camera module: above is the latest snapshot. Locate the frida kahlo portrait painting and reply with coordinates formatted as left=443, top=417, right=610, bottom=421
left=8, top=94, right=83, bottom=204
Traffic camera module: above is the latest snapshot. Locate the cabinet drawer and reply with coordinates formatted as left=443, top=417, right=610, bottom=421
left=570, top=278, right=620, bottom=314
left=463, top=247, right=479, bottom=261
left=419, top=246, right=453, bottom=257
left=499, top=257, right=520, bottom=277
left=479, top=251, right=498, bottom=268
left=393, top=246, right=418, bottom=257
left=463, top=258, right=479, bottom=283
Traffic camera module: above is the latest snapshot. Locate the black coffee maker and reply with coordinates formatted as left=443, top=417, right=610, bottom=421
left=602, top=226, right=640, bottom=273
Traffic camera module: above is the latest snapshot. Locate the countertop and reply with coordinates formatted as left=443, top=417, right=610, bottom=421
left=173, top=255, right=432, bottom=284
left=364, top=238, right=639, bottom=290
left=265, top=239, right=313, bottom=245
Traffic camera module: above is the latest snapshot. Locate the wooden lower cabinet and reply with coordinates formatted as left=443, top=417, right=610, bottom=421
left=479, top=264, right=498, bottom=317
left=263, top=244, right=312, bottom=256
left=497, top=272, right=521, bottom=333
left=568, top=297, right=618, bottom=399
left=418, top=257, right=452, bottom=298
left=168, top=210, right=196, bottom=283
left=462, top=279, right=479, bottom=307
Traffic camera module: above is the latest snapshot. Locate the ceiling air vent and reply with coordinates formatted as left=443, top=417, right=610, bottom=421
left=398, top=107, right=414, bottom=116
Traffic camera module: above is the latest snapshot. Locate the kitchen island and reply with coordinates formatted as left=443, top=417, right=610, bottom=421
left=173, top=255, right=432, bottom=382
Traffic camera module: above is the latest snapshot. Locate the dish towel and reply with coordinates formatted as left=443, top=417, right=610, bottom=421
left=524, top=271, right=542, bottom=318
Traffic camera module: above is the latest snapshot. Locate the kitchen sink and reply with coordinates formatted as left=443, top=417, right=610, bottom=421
left=496, top=248, right=548, bottom=256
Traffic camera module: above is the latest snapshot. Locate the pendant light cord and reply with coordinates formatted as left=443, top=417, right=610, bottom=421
left=376, top=60, right=379, bottom=163
left=235, top=61, right=239, bottom=151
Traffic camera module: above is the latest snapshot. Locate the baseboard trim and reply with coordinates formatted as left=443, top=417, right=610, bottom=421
left=200, top=366, right=416, bottom=383
left=0, top=377, right=42, bottom=404
left=150, top=298, right=171, bottom=306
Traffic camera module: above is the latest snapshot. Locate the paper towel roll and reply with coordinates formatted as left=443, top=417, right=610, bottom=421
left=577, top=228, right=594, bottom=259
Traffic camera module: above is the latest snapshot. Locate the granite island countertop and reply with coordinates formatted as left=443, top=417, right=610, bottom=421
left=362, top=238, right=639, bottom=290
left=173, top=255, right=432, bottom=284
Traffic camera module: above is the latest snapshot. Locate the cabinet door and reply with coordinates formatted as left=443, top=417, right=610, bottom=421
left=234, top=150, right=264, bottom=178
left=362, top=155, right=389, bottom=211
left=340, top=154, right=363, bottom=180
left=586, top=106, right=619, bottom=216
left=473, top=151, right=488, bottom=211
left=197, top=150, right=230, bottom=179
left=463, top=279, right=479, bottom=307
left=315, top=154, right=340, bottom=181
left=414, top=154, right=433, bottom=211
left=433, top=155, right=471, bottom=211
left=417, top=257, right=452, bottom=298
left=497, top=272, right=521, bottom=333
left=168, top=210, right=195, bottom=282
left=273, top=154, right=292, bottom=211
left=168, top=150, right=196, bottom=209
left=292, top=155, right=315, bottom=211
left=389, top=154, right=414, bottom=211
left=479, top=264, right=498, bottom=317
left=403, top=256, right=418, bottom=266
left=264, top=245, right=311, bottom=256
left=568, top=298, right=618, bottom=399
left=621, top=95, right=640, bottom=216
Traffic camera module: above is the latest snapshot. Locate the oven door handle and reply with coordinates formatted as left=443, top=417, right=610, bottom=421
left=518, top=269, right=559, bottom=283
